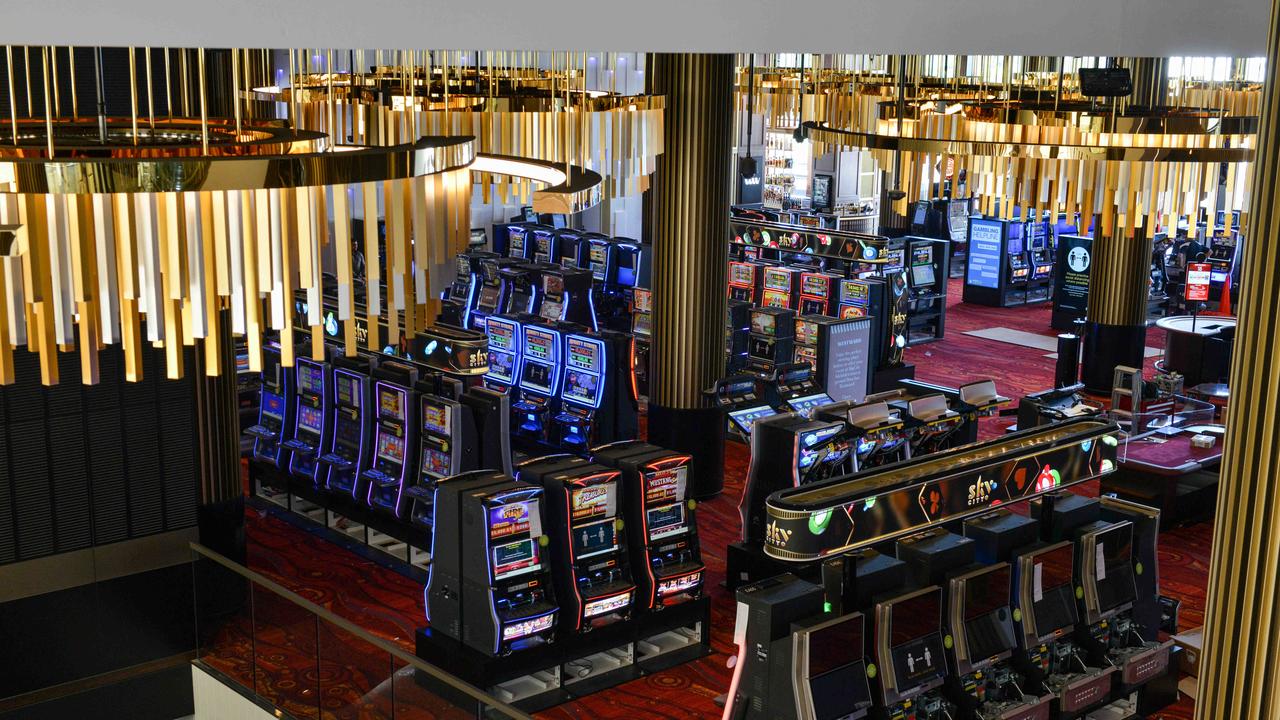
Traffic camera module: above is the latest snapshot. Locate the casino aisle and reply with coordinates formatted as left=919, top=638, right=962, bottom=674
left=232, top=278, right=1207, bottom=719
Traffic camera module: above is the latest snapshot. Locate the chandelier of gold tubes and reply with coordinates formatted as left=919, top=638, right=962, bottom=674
left=0, top=46, right=489, bottom=387
left=258, top=50, right=664, bottom=208
left=738, top=54, right=1260, bottom=234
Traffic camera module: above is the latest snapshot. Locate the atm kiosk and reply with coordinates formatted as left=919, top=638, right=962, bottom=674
left=536, top=266, right=597, bottom=331
left=593, top=441, right=704, bottom=610
left=761, top=266, right=802, bottom=309
left=745, top=306, right=796, bottom=380
left=798, top=271, right=841, bottom=316
left=945, top=563, right=1052, bottom=720
left=872, top=586, right=956, bottom=720
left=320, top=356, right=376, bottom=500
left=728, top=260, right=767, bottom=304
left=552, top=328, right=637, bottom=451
left=518, top=456, right=636, bottom=632
left=405, top=392, right=477, bottom=532
left=284, top=355, right=333, bottom=487
left=426, top=471, right=559, bottom=655
left=246, top=343, right=296, bottom=470
left=512, top=322, right=563, bottom=445
left=1011, top=542, right=1116, bottom=717
left=709, top=374, right=777, bottom=441
left=363, top=362, right=419, bottom=519
left=483, top=314, right=523, bottom=393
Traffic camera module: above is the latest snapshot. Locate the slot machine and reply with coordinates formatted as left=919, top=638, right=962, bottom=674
left=728, top=260, right=765, bottom=304
left=442, top=254, right=476, bottom=327
left=246, top=342, right=296, bottom=470
left=449, top=249, right=500, bottom=327
left=405, top=392, right=477, bottom=531
left=556, top=229, right=588, bottom=268
left=630, top=287, right=652, bottom=402
left=467, top=256, right=508, bottom=330
left=946, top=563, right=1051, bottom=719
left=553, top=331, right=608, bottom=451
left=497, top=261, right=540, bottom=315
left=427, top=472, right=559, bottom=655
left=530, top=226, right=559, bottom=264
left=872, top=586, right=956, bottom=720
left=518, top=456, right=636, bottom=632
left=726, top=299, right=751, bottom=373
left=362, top=362, right=419, bottom=518
left=483, top=314, right=523, bottom=393
left=583, top=233, right=617, bottom=284
left=745, top=306, right=796, bottom=379
left=593, top=441, right=704, bottom=609
left=1006, top=223, right=1031, bottom=288
left=710, top=374, right=777, bottom=440
left=504, top=223, right=533, bottom=260
left=612, top=237, right=646, bottom=297
left=535, top=266, right=597, bottom=331
left=284, top=354, right=333, bottom=487
left=460, top=385, right=514, bottom=477
left=761, top=266, right=802, bottom=309
left=1011, top=542, right=1116, bottom=716
left=319, top=356, right=375, bottom=500
left=511, top=322, right=563, bottom=444
left=798, top=271, right=841, bottom=316
left=771, top=361, right=834, bottom=415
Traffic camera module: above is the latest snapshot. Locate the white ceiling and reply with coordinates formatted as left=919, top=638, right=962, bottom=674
left=2, top=0, right=1269, bottom=58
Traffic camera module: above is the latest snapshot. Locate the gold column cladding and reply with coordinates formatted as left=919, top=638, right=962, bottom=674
left=1086, top=217, right=1153, bottom=328
left=646, top=53, right=734, bottom=410
left=1197, top=0, right=1280, bottom=715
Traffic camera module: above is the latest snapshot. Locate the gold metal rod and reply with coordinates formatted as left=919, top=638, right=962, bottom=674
left=231, top=48, right=242, bottom=137
left=164, top=47, right=172, bottom=121
left=50, top=46, right=60, bottom=118
left=128, top=47, right=138, bottom=145
left=23, top=46, right=32, bottom=117
left=180, top=48, right=189, bottom=117
left=198, top=48, right=208, bottom=153
left=144, top=47, right=154, bottom=128
left=41, top=47, right=53, bottom=157
left=68, top=46, right=78, bottom=120
left=5, top=47, right=16, bottom=144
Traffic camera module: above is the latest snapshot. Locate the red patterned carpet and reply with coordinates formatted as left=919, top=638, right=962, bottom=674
left=226, top=278, right=1207, bottom=719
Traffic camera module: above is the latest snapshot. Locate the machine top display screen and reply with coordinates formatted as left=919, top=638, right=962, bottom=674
left=566, top=336, right=602, bottom=373
left=571, top=481, right=618, bottom=522
left=808, top=613, right=865, bottom=677
left=523, top=327, right=558, bottom=362
left=763, top=267, right=794, bottom=291
left=297, top=362, right=324, bottom=395
left=750, top=310, right=777, bottom=336
left=801, top=273, right=831, bottom=297
left=297, top=404, right=323, bottom=433
left=376, top=432, right=405, bottom=463
left=729, top=262, right=756, bottom=287
left=335, top=373, right=358, bottom=408
left=261, top=392, right=285, bottom=419
left=962, top=565, right=1017, bottom=663
left=1029, top=544, right=1078, bottom=638
left=455, top=256, right=472, bottom=278
left=542, top=274, right=564, bottom=295
left=645, top=465, right=688, bottom=505
left=378, top=387, right=405, bottom=420
left=486, top=317, right=517, bottom=352
left=421, top=399, right=451, bottom=436
left=840, top=280, right=870, bottom=305
left=562, top=369, right=601, bottom=407
left=912, top=246, right=933, bottom=266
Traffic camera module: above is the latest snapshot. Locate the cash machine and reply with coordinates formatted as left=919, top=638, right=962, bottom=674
left=728, top=260, right=767, bottom=304
left=518, top=456, right=636, bottom=632
left=483, top=313, right=523, bottom=393
left=512, top=322, right=563, bottom=445
left=761, top=266, right=803, bottom=309
left=799, top=271, right=841, bottom=316
left=246, top=343, right=296, bottom=470
left=871, top=586, right=956, bottom=720
left=319, top=356, right=376, bottom=500
left=426, top=471, right=559, bottom=655
left=593, top=441, right=704, bottom=610
left=363, top=362, right=419, bottom=519
left=552, top=329, right=636, bottom=451
left=536, top=266, right=597, bottom=331
left=405, top=392, right=477, bottom=532
left=284, top=355, right=333, bottom=488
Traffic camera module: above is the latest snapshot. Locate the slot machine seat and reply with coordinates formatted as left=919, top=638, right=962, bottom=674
left=281, top=438, right=319, bottom=456
left=909, top=394, right=958, bottom=423
left=959, top=380, right=1001, bottom=407
left=244, top=424, right=278, bottom=440
left=848, top=401, right=894, bottom=430
left=317, top=452, right=355, bottom=470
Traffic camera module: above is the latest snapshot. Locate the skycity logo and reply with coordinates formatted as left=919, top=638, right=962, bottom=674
left=765, top=520, right=793, bottom=547
left=968, top=477, right=997, bottom=507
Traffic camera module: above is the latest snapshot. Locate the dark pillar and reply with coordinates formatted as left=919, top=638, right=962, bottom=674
left=1197, top=1, right=1280, bottom=715
left=1081, top=220, right=1152, bottom=392
left=194, top=309, right=245, bottom=563
left=645, top=53, right=734, bottom=498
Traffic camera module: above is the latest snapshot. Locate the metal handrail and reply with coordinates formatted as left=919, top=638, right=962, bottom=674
left=188, top=541, right=534, bottom=720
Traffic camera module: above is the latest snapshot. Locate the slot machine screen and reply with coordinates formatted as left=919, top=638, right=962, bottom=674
left=912, top=245, right=933, bottom=267
left=298, top=363, right=325, bottom=394
left=589, top=243, right=609, bottom=280
left=420, top=447, right=451, bottom=477
left=795, top=319, right=817, bottom=344
left=912, top=203, right=927, bottom=227
left=645, top=465, right=689, bottom=540
left=566, top=336, right=601, bottom=373
left=454, top=256, right=471, bottom=279
left=421, top=399, right=451, bottom=436
left=728, top=405, right=777, bottom=434
left=962, top=565, right=1017, bottom=663
left=378, top=388, right=404, bottom=419
left=802, top=274, right=830, bottom=298
left=1028, top=544, right=1078, bottom=638
left=334, top=413, right=361, bottom=446
left=1008, top=223, right=1025, bottom=255
left=486, top=318, right=516, bottom=352
left=542, top=272, right=564, bottom=294
left=646, top=502, right=687, bottom=541
left=806, top=615, right=871, bottom=720
left=539, top=299, right=563, bottom=322
left=1091, top=524, right=1138, bottom=615
left=524, top=328, right=555, bottom=362
left=889, top=589, right=946, bottom=690
left=572, top=518, right=619, bottom=559
left=750, top=311, right=777, bottom=336
left=633, top=288, right=652, bottom=313
left=632, top=313, right=652, bottom=336
left=336, top=375, right=357, bottom=407
left=885, top=249, right=906, bottom=273
left=748, top=335, right=775, bottom=360
left=507, top=227, right=527, bottom=256
left=533, top=231, right=554, bottom=262
left=489, top=498, right=544, bottom=580
left=562, top=370, right=601, bottom=406
left=764, top=267, right=792, bottom=291
left=376, top=432, right=405, bottom=463
left=729, top=262, right=755, bottom=287
left=788, top=393, right=834, bottom=415
left=297, top=404, right=323, bottom=432
left=262, top=393, right=285, bottom=419
left=521, top=362, right=554, bottom=394
left=488, top=351, right=516, bottom=384
left=477, top=284, right=500, bottom=309
left=911, top=263, right=936, bottom=287
left=616, top=246, right=638, bottom=287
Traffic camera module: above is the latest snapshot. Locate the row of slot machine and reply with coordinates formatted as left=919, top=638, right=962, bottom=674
left=426, top=443, right=705, bottom=655
left=727, top=494, right=1174, bottom=720
left=246, top=337, right=703, bottom=658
